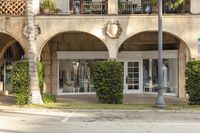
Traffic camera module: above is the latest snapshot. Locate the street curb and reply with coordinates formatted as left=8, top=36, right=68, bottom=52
left=1, top=105, right=200, bottom=113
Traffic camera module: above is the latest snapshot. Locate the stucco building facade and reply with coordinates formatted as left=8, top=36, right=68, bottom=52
left=0, top=0, right=200, bottom=98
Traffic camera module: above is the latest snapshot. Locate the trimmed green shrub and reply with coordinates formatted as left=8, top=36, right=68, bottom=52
left=10, top=60, right=44, bottom=105
left=94, top=60, right=124, bottom=104
left=38, top=62, right=45, bottom=93
left=10, top=61, right=29, bottom=105
left=42, top=94, right=56, bottom=103
left=185, top=60, right=200, bottom=104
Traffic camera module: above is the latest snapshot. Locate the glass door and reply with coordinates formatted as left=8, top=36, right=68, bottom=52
left=124, top=60, right=141, bottom=93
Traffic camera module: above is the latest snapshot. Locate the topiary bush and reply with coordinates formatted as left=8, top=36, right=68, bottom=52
left=94, top=60, right=124, bottom=104
left=185, top=60, right=200, bottom=104
left=10, top=60, right=44, bottom=105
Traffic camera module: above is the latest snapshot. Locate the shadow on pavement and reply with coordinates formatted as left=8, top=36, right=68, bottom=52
left=0, top=129, right=26, bottom=133
left=0, top=94, right=15, bottom=106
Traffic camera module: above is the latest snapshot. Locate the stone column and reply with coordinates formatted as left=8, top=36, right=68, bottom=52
left=42, top=60, right=52, bottom=94
left=0, top=59, right=3, bottom=93
left=0, top=81, right=3, bottom=93
left=190, top=0, right=200, bottom=14
left=106, top=39, right=118, bottom=59
left=32, top=0, right=40, bottom=14
left=108, top=0, right=118, bottom=15
left=0, top=59, right=3, bottom=65
left=51, top=44, right=58, bottom=95
left=178, top=42, right=186, bottom=98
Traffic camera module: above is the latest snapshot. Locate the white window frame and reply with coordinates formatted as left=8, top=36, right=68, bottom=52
left=56, top=50, right=178, bottom=95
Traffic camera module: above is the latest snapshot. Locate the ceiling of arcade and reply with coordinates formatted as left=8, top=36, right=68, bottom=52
left=121, top=32, right=181, bottom=51
left=0, top=33, right=24, bottom=61
left=0, top=34, right=16, bottom=50
left=46, top=32, right=108, bottom=51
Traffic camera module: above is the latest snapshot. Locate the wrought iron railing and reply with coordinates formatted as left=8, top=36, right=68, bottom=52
left=119, top=1, right=143, bottom=14
left=118, top=0, right=190, bottom=14
left=72, top=0, right=107, bottom=15
left=0, top=0, right=25, bottom=15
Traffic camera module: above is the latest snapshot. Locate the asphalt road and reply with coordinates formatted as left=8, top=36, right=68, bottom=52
left=0, top=109, right=200, bottom=133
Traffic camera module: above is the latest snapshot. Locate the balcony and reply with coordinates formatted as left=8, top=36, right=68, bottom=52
left=41, top=0, right=108, bottom=15
left=0, top=0, right=25, bottom=15
left=118, top=0, right=190, bottom=14
left=0, top=0, right=192, bottom=16
left=77, top=0, right=107, bottom=14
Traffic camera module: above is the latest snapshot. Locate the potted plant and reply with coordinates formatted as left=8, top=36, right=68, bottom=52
left=150, top=0, right=158, bottom=13
left=172, top=0, right=186, bottom=13
left=41, top=0, right=56, bottom=14
left=118, top=0, right=125, bottom=14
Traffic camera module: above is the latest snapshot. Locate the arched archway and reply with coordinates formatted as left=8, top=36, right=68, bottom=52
left=119, top=31, right=190, bottom=55
left=40, top=31, right=108, bottom=95
left=117, top=31, right=189, bottom=98
left=0, top=33, right=25, bottom=94
left=38, top=30, right=108, bottom=57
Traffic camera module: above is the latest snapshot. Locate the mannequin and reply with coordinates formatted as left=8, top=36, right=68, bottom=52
left=81, top=62, right=90, bottom=92
left=162, top=63, right=168, bottom=88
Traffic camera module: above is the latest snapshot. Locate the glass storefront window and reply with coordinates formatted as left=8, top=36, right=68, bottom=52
left=143, top=58, right=178, bottom=94
left=59, top=59, right=102, bottom=93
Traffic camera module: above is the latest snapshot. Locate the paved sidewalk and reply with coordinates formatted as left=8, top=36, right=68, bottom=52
left=0, top=93, right=187, bottom=106
left=56, top=94, right=187, bottom=104
left=0, top=109, right=200, bottom=133
left=0, top=94, right=15, bottom=106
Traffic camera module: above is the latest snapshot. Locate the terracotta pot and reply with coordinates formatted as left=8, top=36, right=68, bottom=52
left=43, top=8, right=50, bottom=14
left=151, top=6, right=158, bottom=13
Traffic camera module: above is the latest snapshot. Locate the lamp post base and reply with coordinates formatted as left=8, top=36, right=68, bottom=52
left=155, top=87, right=166, bottom=109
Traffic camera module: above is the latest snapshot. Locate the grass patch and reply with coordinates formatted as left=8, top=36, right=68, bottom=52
left=16, top=102, right=200, bottom=110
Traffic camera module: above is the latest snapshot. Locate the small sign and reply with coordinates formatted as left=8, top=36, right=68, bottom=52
left=198, top=38, right=200, bottom=53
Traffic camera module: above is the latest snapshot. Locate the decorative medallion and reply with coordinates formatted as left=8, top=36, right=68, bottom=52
left=23, top=25, right=41, bottom=39
left=103, top=20, right=122, bottom=39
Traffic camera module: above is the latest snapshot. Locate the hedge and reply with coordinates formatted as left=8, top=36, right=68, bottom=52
left=10, top=60, right=45, bottom=105
left=94, top=60, right=124, bottom=104
left=185, top=60, right=200, bottom=104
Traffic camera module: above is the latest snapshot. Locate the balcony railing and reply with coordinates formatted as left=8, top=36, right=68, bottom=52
left=118, top=0, right=190, bottom=14
left=0, top=0, right=25, bottom=15
left=71, top=0, right=107, bottom=15
left=0, top=0, right=191, bottom=16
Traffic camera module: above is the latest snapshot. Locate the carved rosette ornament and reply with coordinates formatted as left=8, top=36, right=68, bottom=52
left=23, top=25, right=41, bottom=39
left=103, top=20, right=122, bottom=39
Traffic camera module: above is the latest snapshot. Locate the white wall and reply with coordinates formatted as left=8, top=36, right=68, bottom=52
left=191, top=0, right=200, bottom=14
left=33, top=0, right=40, bottom=14
left=108, top=0, right=118, bottom=14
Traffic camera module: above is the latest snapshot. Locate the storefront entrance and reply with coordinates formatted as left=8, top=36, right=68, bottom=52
left=57, top=51, right=108, bottom=95
left=56, top=51, right=178, bottom=95
left=41, top=31, right=184, bottom=96
left=142, top=58, right=178, bottom=94
left=123, top=60, right=142, bottom=93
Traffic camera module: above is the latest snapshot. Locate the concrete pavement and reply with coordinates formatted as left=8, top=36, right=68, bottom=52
left=57, top=93, right=187, bottom=104
left=0, top=93, right=187, bottom=105
left=0, top=109, right=200, bottom=133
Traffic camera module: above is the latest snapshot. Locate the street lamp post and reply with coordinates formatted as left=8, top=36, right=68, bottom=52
left=155, top=0, right=166, bottom=108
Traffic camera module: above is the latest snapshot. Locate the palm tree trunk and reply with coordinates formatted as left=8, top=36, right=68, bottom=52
left=26, top=0, right=43, bottom=104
